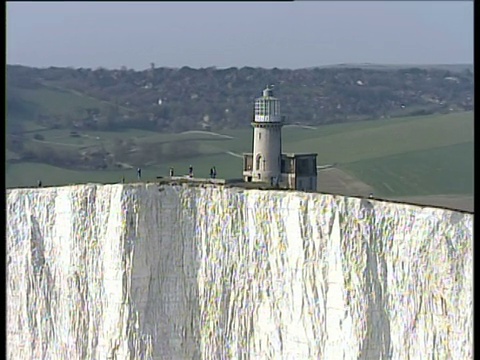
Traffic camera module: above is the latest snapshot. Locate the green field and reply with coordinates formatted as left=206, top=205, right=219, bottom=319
left=282, top=111, right=473, bottom=164
left=13, top=86, right=110, bottom=117
left=6, top=111, right=474, bottom=206
left=342, top=141, right=474, bottom=197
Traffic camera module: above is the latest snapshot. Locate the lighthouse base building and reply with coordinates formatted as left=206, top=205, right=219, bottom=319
left=242, top=86, right=317, bottom=192
left=242, top=153, right=317, bottom=191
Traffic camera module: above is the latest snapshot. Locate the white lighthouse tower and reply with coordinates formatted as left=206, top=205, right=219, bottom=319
left=251, top=85, right=283, bottom=183
left=242, top=86, right=317, bottom=191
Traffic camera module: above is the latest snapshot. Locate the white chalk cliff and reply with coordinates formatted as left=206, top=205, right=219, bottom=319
left=7, top=184, right=473, bottom=359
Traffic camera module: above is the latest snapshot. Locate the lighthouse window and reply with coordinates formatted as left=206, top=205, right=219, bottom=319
left=258, top=100, right=266, bottom=116
left=256, top=154, right=262, bottom=170
left=259, top=132, right=261, bottom=140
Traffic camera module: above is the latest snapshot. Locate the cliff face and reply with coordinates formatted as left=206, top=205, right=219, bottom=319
left=7, top=184, right=473, bottom=359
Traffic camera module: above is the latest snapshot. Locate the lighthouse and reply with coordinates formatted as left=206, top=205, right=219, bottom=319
left=250, top=86, right=283, bottom=183
left=242, top=86, right=317, bottom=191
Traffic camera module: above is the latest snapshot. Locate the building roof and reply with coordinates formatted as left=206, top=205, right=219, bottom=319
left=243, top=152, right=318, bottom=157
left=282, top=153, right=318, bottom=158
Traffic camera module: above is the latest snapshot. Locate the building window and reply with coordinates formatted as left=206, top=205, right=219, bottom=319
left=259, top=132, right=261, bottom=140
left=256, top=154, right=262, bottom=170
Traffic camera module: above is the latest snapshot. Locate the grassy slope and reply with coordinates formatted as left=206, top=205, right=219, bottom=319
left=282, top=112, right=473, bottom=164
left=7, top=85, right=111, bottom=135
left=14, top=86, right=109, bottom=117
left=6, top=111, right=474, bottom=199
left=342, top=141, right=474, bottom=197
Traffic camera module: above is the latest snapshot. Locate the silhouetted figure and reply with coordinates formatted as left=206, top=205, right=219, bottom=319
left=122, top=176, right=125, bottom=184
left=169, top=167, right=174, bottom=177
left=210, top=167, right=214, bottom=179
left=212, top=166, right=217, bottom=179
left=137, top=168, right=142, bottom=180
left=37, top=180, right=42, bottom=188
left=188, top=165, right=193, bottom=178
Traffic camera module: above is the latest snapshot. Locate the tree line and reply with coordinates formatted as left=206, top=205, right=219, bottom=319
left=6, top=64, right=473, bottom=134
